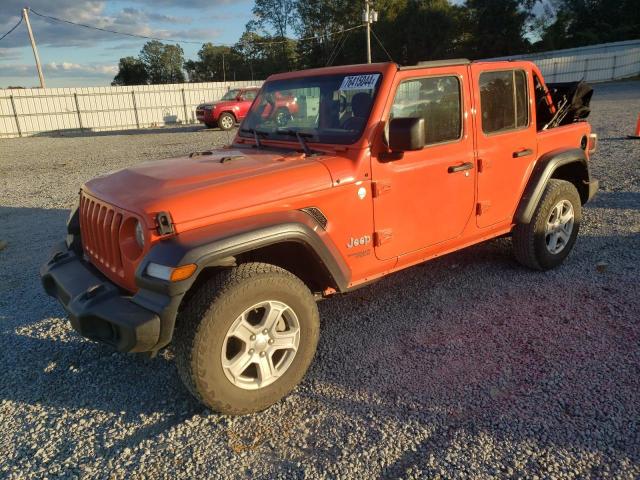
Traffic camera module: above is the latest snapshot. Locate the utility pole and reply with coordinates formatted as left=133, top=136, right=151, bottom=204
left=364, top=1, right=371, bottom=64
left=362, top=1, right=378, bottom=64
left=22, top=8, right=46, bottom=88
left=222, top=52, right=226, bottom=83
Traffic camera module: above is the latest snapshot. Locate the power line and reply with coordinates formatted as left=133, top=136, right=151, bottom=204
left=370, top=27, right=393, bottom=62
left=256, top=24, right=364, bottom=46
left=28, top=8, right=364, bottom=48
left=326, top=29, right=353, bottom=66
left=0, top=16, right=23, bottom=42
left=29, top=9, right=204, bottom=45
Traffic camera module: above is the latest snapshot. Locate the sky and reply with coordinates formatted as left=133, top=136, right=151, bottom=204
left=0, top=0, right=254, bottom=88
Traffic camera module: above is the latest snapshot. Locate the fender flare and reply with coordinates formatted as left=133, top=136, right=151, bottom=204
left=515, top=148, right=594, bottom=224
left=135, top=210, right=350, bottom=296
left=132, top=210, right=350, bottom=351
left=215, top=110, right=237, bottom=122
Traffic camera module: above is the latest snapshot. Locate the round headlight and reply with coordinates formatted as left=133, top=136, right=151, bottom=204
left=135, top=221, right=145, bottom=248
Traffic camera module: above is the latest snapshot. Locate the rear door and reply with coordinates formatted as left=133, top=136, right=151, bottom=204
left=471, top=63, right=537, bottom=228
left=371, top=66, right=476, bottom=260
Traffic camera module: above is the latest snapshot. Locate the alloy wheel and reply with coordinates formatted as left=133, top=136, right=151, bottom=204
left=221, top=300, right=300, bottom=390
left=545, top=199, right=574, bottom=254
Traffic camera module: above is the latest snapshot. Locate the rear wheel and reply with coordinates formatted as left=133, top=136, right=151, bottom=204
left=174, top=263, right=320, bottom=415
left=513, top=179, right=581, bottom=270
left=275, top=108, right=292, bottom=127
left=218, top=112, right=235, bottom=131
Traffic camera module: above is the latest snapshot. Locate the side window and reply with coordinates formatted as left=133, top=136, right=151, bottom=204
left=243, top=90, right=257, bottom=101
left=479, top=70, right=529, bottom=134
left=391, top=76, right=462, bottom=145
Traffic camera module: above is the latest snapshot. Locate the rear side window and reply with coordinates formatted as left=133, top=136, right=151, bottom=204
left=243, top=90, right=257, bottom=101
left=479, top=70, right=528, bottom=134
left=391, top=76, right=462, bottom=145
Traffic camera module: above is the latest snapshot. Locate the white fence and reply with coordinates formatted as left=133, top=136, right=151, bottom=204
left=1, top=40, right=638, bottom=139
left=492, top=39, right=640, bottom=83
left=0, top=80, right=263, bottom=138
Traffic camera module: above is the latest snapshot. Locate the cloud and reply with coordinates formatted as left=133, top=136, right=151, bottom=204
left=118, top=7, right=192, bottom=25
left=0, top=0, right=234, bottom=49
left=171, top=28, right=224, bottom=42
left=130, top=0, right=247, bottom=8
left=46, top=61, right=118, bottom=76
left=0, top=48, right=22, bottom=61
left=0, top=0, right=248, bottom=86
left=0, top=61, right=117, bottom=78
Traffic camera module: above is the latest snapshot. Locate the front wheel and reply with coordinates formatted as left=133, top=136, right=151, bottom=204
left=217, top=112, right=235, bottom=131
left=174, top=263, right=320, bottom=415
left=513, top=179, right=582, bottom=270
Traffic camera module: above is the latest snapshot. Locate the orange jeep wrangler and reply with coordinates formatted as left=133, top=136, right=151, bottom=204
left=41, top=60, right=598, bottom=414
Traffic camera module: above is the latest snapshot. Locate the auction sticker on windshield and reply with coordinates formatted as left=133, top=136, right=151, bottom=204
left=340, top=74, right=380, bottom=91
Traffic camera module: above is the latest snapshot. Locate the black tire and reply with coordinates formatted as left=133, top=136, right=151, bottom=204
left=217, top=112, right=235, bottom=131
left=513, top=179, right=581, bottom=270
left=204, top=122, right=217, bottom=129
left=174, top=262, right=320, bottom=415
left=275, top=107, right=292, bottom=127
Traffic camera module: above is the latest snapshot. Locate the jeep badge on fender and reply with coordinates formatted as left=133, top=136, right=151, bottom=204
left=41, top=60, right=598, bottom=415
left=347, top=235, right=371, bottom=249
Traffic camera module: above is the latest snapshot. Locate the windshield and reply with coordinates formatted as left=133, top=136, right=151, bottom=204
left=220, top=89, right=241, bottom=101
left=239, top=73, right=382, bottom=145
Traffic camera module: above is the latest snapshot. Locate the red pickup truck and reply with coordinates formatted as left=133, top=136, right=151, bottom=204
left=196, top=87, right=299, bottom=131
left=42, top=60, right=597, bottom=415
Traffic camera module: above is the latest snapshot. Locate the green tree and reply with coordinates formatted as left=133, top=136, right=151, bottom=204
left=293, top=0, right=362, bottom=68
left=185, top=44, right=236, bottom=82
left=139, top=41, right=186, bottom=84
left=460, top=0, right=534, bottom=58
left=250, top=0, right=296, bottom=39
left=374, top=0, right=465, bottom=65
left=111, top=56, right=148, bottom=86
left=247, top=0, right=296, bottom=67
left=231, top=30, right=297, bottom=79
left=293, top=0, right=466, bottom=67
left=234, top=31, right=264, bottom=81
left=537, top=0, right=640, bottom=50
left=245, top=0, right=298, bottom=70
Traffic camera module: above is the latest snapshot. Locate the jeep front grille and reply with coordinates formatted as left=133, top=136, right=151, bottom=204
left=79, top=193, right=124, bottom=277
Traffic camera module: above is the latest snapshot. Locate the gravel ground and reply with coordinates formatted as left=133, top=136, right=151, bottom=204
left=1, top=80, right=639, bottom=479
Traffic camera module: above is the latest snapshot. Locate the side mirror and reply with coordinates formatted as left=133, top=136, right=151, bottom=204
left=388, top=117, right=425, bottom=152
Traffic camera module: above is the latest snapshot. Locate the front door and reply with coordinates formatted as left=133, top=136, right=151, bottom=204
left=371, top=66, right=476, bottom=260
left=237, top=90, right=258, bottom=120
left=471, top=64, right=537, bottom=228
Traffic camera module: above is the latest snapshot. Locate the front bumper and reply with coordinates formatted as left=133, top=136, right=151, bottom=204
left=40, top=241, right=171, bottom=353
left=196, top=109, right=215, bottom=123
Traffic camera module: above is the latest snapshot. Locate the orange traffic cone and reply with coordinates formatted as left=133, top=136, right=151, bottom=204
left=629, top=113, right=640, bottom=139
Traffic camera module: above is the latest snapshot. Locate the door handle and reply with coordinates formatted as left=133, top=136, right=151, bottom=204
left=448, top=162, right=474, bottom=173
left=512, top=148, right=533, bottom=158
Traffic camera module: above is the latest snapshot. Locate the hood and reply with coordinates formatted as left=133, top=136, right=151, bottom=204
left=84, top=148, right=333, bottom=228
left=198, top=100, right=237, bottom=109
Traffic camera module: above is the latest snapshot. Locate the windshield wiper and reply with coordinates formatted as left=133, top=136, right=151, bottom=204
left=276, top=128, right=314, bottom=156
left=239, top=127, right=269, bottom=148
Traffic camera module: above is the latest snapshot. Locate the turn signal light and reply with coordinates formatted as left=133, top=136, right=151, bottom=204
left=146, top=262, right=197, bottom=282
left=170, top=264, right=197, bottom=282
left=588, top=133, right=598, bottom=154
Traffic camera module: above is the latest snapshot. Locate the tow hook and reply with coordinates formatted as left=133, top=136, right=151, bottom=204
left=50, top=251, right=69, bottom=264
left=81, top=284, right=105, bottom=301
